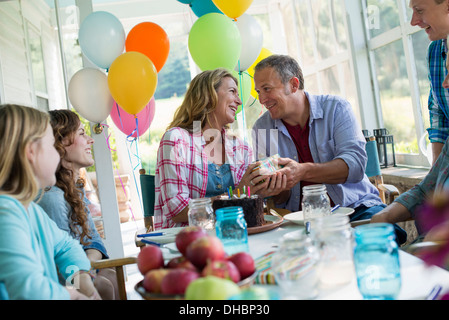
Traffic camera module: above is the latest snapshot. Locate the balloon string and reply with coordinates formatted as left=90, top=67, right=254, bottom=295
left=115, top=103, right=125, bottom=132
left=124, top=121, right=144, bottom=223
left=244, top=71, right=261, bottom=111
left=126, top=117, right=142, bottom=171
left=100, top=123, right=137, bottom=224
left=100, top=123, right=116, bottom=152
left=238, top=69, right=246, bottom=130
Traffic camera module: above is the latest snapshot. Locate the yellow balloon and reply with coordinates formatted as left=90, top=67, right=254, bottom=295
left=108, top=52, right=158, bottom=115
left=247, top=47, right=273, bottom=99
left=212, top=0, right=253, bottom=20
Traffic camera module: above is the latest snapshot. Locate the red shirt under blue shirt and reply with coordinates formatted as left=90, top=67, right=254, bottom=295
left=282, top=118, right=334, bottom=208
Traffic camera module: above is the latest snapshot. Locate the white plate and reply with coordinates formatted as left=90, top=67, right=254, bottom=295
left=284, top=207, right=355, bottom=225
left=137, top=227, right=184, bottom=244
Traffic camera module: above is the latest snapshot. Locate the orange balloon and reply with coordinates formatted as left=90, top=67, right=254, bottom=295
left=125, top=22, right=170, bottom=73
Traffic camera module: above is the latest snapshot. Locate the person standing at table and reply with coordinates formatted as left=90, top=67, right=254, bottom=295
left=36, top=109, right=118, bottom=300
left=409, top=0, right=449, bottom=163
left=371, top=0, right=449, bottom=241
left=0, top=104, right=98, bottom=300
left=250, top=54, right=407, bottom=245
left=153, top=68, right=265, bottom=230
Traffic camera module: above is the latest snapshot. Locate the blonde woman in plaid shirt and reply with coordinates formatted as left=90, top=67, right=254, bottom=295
left=153, top=69, right=287, bottom=230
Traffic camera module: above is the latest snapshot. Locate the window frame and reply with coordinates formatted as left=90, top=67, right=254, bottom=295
left=361, top=0, right=430, bottom=167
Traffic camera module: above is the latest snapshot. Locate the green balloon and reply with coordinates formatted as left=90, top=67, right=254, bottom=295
left=188, top=13, right=241, bottom=71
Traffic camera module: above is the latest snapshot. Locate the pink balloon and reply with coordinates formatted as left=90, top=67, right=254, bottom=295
left=110, top=98, right=155, bottom=138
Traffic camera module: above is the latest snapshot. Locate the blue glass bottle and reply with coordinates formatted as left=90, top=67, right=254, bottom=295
left=215, top=206, right=249, bottom=255
left=354, top=223, right=401, bottom=300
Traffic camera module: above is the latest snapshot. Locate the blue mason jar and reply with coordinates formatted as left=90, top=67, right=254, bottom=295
left=354, top=223, right=401, bottom=300
left=215, top=206, right=249, bottom=255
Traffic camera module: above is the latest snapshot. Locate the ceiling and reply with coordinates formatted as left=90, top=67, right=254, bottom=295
left=44, top=0, right=274, bottom=20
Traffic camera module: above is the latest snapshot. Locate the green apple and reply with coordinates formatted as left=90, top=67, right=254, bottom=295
left=185, top=276, right=241, bottom=300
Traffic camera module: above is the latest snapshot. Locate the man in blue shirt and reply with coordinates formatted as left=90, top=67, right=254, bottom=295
left=410, top=0, right=449, bottom=163
left=250, top=54, right=406, bottom=244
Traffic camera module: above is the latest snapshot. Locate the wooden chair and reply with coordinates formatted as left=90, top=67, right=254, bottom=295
left=91, top=257, right=137, bottom=300
left=349, top=137, right=402, bottom=228
left=0, top=257, right=137, bottom=300
left=139, top=169, right=156, bottom=232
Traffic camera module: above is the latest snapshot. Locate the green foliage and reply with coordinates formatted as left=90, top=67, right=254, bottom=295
left=154, top=41, right=191, bottom=99
left=139, top=128, right=164, bottom=175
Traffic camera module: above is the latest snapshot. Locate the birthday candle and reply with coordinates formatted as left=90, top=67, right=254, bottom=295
left=229, top=186, right=233, bottom=198
left=248, top=186, right=251, bottom=197
left=237, top=188, right=240, bottom=198
left=243, top=185, right=246, bottom=195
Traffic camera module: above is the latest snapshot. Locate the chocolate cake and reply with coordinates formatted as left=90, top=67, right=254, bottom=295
left=212, top=195, right=265, bottom=227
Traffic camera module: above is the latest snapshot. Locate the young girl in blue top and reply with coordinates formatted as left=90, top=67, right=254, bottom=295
left=0, top=104, right=99, bottom=300
left=37, top=109, right=118, bottom=299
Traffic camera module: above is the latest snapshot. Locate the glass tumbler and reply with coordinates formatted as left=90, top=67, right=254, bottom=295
left=302, top=184, right=331, bottom=231
left=354, top=223, right=401, bottom=300
left=271, top=231, right=320, bottom=299
left=188, top=198, right=215, bottom=234
left=215, top=206, right=249, bottom=255
left=311, top=214, right=355, bottom=288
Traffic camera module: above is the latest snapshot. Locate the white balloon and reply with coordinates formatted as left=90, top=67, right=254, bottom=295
left=68, top=68, right=113, bottom=123
left=235, top=14, right=264, bottom=72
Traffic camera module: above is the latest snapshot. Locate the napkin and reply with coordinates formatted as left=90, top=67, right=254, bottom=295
left=255, top=251, right=277, bottom=285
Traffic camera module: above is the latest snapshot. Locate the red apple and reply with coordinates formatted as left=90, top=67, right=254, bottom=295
left=166, top=256, right=198, bottom=271
left=227, top=252, right=256, bottom=279
left=185, top=236, right=226, bottom=269
left=202, top=260, right=241, bottom=283
left=137, top=245, right=164, bottom=275
left=160, top=268, right=200, bottom=295
left=143, top=268, right=170, bottom=293
left=175, top=226, right=208, bottom=256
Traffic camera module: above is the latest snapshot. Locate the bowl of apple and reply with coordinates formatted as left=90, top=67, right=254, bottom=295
left=135, top=226, right=257, bottom=300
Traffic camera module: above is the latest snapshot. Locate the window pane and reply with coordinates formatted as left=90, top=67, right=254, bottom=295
left=311, top=0, right=346, bottom=60
left=253, top=13, right=273, bottom=51
left=305, top=74, right=319, bottom=94
left=27, top=27, right=47, bottom=94
left=367, top=0, right=400, bottom=38
left=318, top=61, right=360, bottom=120
left=36, top=96, right=49, bottom=112
left=411, top=30, right=431, bottom=134
left=319, top=65, right=341, bottom=96
left=332, top=0, right=348, bottom=51
left=281, top=1, right=299, bottom=59
left=293, top=0, right=315, bottom=66
left=402, top=0, right=413, bottom=22
left=372, top=40, right=418, bottom=153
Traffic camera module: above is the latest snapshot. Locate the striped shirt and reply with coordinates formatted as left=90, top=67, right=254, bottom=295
left=427, top=39, right=449, bottom=143
left=153, top=126, right=253, bottom=230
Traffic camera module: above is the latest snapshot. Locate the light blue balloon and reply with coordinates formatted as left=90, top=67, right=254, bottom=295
left=190, top=0, right=222, bottom=18
left=177, top=0, right=192, bottom=3
left=79, top=11, right=125, bottom=69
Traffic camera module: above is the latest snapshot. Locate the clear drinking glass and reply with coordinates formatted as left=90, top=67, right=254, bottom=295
left=354, top=223, right=401, bottom=300
left=271, top=231, right=320, bottom=300
left=311, top=214, right=355, bottom=288
left=188, top=198, right=215, bottom=234
left=302, top=184, right=331, bottom=231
